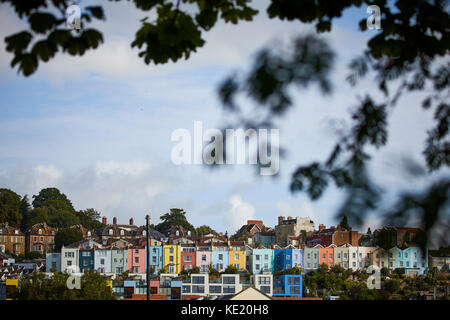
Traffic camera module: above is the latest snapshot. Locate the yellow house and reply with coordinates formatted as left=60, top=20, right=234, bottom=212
left=5, top=278, right=18, bottom=300
left=228, top=242, right=246, bottom=271
left=163, top=244, right=181, bottom=274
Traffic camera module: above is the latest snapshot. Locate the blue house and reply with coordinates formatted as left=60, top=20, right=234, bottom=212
left=274, top=249, right=303, bottom=271
left=396, top=247, right=428, bottom=276
left=146, top=245, right=163, bottom=274
left=46, top=253, right=61, bottom=272
left=79, top=249, right=95, bottom=272
left=212, top=247, right=229, bottom=272
left=249, top=248, right=274, bottom=274
left=273, top=274, right=303, bottom=298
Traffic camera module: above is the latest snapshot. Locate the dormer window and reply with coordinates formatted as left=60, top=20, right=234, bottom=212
left=188, top=231, right=191, bottom=236
left=109, top=229, right=113, bottom=235
left=14, top=230, right=19, bottom=235
left=176, top=231, right=179, bottom=236
left=143, top=231, right=146, bottom=236
left=87, top=231, right=91, bottom=237
left=120, top=230, right=124, bottom=236
left=38, top=229, right=42, bottom=235
left=51, top=231, right=54, bottom=235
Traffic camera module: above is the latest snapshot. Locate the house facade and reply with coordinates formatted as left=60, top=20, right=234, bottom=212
left=0, top=223, right=25, bottom=255
left=163, top=244, right=181, bottom=274
left=25, top=222, right=57, bottom=254
left=250, top=248, right=274, bottom=274
left=94, top=249, right=112, bottom=273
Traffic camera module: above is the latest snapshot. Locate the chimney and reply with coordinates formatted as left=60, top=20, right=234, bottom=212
left=129, top=218, right=134, bottom=225
left=113, top=217, right=117, bottom=225
left=319, top=224, right=325, bottom=231
left=278, top=216, right=285, bottom=224
left=287, top=216, right=293, bottom=220
left=337, top=225, right=342, bottom=231
left=102, top=217, right=107, bottom=225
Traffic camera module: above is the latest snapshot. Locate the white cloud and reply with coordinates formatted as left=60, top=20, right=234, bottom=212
left=276, top=199, right=318, bottom=222
left=95, top=160, right=150, bottom=177
left=34, top=165, right=62, bottom=191
left=223, top=194, right=255, bottom=233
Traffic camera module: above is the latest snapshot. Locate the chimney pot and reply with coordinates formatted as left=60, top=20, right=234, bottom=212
left=113, top=217, right=117, bottom=225
left=278, top=216, right=285, bottom=224
left=102, top=216, right=107, bottom=225
left=129, top=218, right=134, bottom=225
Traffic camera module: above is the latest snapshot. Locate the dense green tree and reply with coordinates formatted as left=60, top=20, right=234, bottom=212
left=19, top=195, right=31, bottom=231
left=13, top=270, right=117, bottom=300
left=195, top=225, right=215, bottom=235
left=76, top=208, right=103, bottom=230
left=338, top=215, right=350, bottom=230
left=55, top=228, right=83, bottom=251
left=32, top=187, right=74, bottom=210
left=223, top=265, right=238, bottom=274
left=208, top=265, right=220, bottom=277
left=0, top=188, right=22, bottom=227
left=154, top=208, right=194, bottom=233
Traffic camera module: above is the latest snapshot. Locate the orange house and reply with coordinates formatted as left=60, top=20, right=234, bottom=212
left=319, top=245, right=335, bottom=268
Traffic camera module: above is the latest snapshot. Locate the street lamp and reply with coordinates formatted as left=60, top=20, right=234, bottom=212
left=146, top=214, right=151, bottom=301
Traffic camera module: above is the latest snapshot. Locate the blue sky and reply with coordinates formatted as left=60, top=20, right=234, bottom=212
left=0, top=0, right=447, bottom=237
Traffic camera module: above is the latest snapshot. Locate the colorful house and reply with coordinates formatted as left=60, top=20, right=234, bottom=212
left=196, top=243, right=212, bottom=273
left=181, top=244, right=196, bottom=271
left=111, top=248, right=128, bottom=274
left=333, top=244, right=350, bottom=269
left=128, top=246, right=146, bottom=273
left=395, top=247, right=428, bottom=276
left=45, top=252, right=61, bottom=272
left=163, top=244, right=181, bottom=274
left=148, top=245, right=163, bottom=274
left=249, top=248, right=273, bottom=274
left=61, top=245, right=79, bottom=273
left=211, top=243, right=229, bottom=272
left=273, top=275, right=303, bottom=298
left=319, top=245, right=334, bottom=269
left=79, top=249, right=95, bottom=273
left=94, top=249, right=112, bottom=274
left=304, top=247, right=320, bottom=271
left=229, top=242, right=246, bottom=271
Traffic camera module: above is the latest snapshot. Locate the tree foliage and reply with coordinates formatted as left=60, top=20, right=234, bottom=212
left=13, top=270, right=117, bottom=300
left=55, top=227, right=84, bottom=250
left=0, top=188, right=22, bottom=227
left=155, top=208, right=194, bottom=233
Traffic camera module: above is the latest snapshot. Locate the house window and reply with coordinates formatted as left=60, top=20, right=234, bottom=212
left=109, top=229, right=113, bottom=235
left=87, top=231, right=91, bottom=237
left=38, top=229, right=42, bottom=235
left=184, top=255, right=192, bottom=262
left=101, top=258, right=105, bottom=265
left=344, top=253, right=347, bottom=259
left=256, top=264, right=260, bottom=270
left=234, top=264, right=240, bottom=269
left=405, top=253, right=408, bottom=258
left=330, top=254, right=333, bottom=259
left=135, top=249, right=139, bottom=254
left=256, top=255, right=260, bottom=261
left=352, top=253, right=356, bottom=259
left=219, top=254, right=223, bottom=260
left=120, top=230, right=124, bottom=236
left=135, top=257, right=139, bottom=263
left=169, top=248, right=174, bottom=254
left=235, top=254, right=239, bottom=260
left=169, top=256, right=174, bottom=262
left=322, top=254, right=326, bottom=259
left=152, top=256, right=157, bottom=263
left=202, top=254, right=206, bottom=261
left=67, top=261, right=72, bottom=266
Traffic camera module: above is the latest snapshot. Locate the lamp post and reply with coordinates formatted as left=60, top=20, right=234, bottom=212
left=146, top=214, right=151, bottom=301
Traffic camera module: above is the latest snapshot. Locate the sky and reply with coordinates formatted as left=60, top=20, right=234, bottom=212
left=0, top=0, right=448, bottom=238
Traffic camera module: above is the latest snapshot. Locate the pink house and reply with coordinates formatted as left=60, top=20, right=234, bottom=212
left=128, top=247, right=146, bottom=273
left=196, top=243, right=212, bottom=273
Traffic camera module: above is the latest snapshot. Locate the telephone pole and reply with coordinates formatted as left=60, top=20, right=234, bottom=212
left=146, top=214, right=151, bottom=301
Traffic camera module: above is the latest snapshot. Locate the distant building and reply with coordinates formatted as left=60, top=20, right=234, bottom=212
left=307, top=224, right=363, bottom=247
left=275, top=216, right=315, bottom=247
left=0, top=223, right=25, bottom=255
left=25, top=222, right=57, bottom=254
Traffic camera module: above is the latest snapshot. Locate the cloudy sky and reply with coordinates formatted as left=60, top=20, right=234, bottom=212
left=0, top=0, right=447, bottom=235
